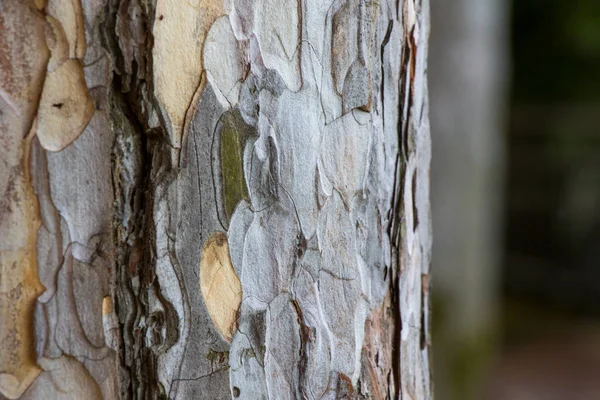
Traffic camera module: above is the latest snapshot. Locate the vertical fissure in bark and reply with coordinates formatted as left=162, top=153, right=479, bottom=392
left=290, top=298, right=311, bottom=398
left=391, top=267, right=403, bottom=397
left=110, top=75, right=154, bottom=399
left=104, top=1, right=180, bottom=397
left=380, top=19, right=395, bottom=121
left=420, top=274, right=429, bottom=351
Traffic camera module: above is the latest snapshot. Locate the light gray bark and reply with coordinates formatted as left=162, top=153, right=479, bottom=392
left=429, top=0, right=508, bottom=398
left=0, top=0, right=432, bottom=399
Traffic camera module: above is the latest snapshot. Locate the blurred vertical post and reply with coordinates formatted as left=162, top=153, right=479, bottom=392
left=429, top=0, right=509, bottom=399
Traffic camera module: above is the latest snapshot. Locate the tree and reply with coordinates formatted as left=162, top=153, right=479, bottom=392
left=429, top=0, right=508, bottom=398
left=0, top=0, right=432, bottom=398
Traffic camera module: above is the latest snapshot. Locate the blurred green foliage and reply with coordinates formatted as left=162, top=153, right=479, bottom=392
left=507, top=0, right=600, bottom=314
left=512, top=0, right=600, bottom=102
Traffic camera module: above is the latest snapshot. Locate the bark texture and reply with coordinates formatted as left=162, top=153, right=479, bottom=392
left=0, top=0, right=432, bottom=399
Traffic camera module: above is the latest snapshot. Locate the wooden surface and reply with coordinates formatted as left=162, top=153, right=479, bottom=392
left=0, top=0, right=432, bottom=398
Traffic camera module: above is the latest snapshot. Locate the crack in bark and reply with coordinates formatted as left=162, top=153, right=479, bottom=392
left=290, top=298, right=311, bottom=398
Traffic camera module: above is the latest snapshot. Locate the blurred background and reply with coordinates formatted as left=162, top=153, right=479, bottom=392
left=429, top=0, right=600, bottom=399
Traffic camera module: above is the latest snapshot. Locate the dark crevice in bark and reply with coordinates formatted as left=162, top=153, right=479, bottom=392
left=389, top=11, right=419, bottom=396
left=399, top=40, right=413, bottom=163
left=389, top=152, right=406, bottom=400
left=420, top=274, right=428, bottom=350
left=110, top=72, right=163, bottom=399
left=380, top=19, right=394, bottom=126
left=391, top=264, right=402, bottom=399
left=412, top=170, right=419, bottom=229
left=104, top=1, right=177, bottom=398
left=290, top=298, right=310, bottom=398
left=110, top=76, right=147, bottom=400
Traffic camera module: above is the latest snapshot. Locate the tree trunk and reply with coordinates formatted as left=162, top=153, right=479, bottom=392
left=429, top=0, right=508, bottom=398
left=0, top=0, right=432, bottom=399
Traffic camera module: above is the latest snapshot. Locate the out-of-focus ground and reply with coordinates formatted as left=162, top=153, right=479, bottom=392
left=485, top=304, right=600, bottom=400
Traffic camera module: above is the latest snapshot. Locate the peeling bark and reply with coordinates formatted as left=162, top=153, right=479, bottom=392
left=0, top=0, right=432, bottom=399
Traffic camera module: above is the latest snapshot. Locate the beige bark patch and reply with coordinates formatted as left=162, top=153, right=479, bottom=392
left=46, top=0, right=86, bottom=59
left=0, top=249, right=44, bottom=400
left=0, top=141, right=45, bottom=400
left=37, top=59, right=94, bottom=152
left=199, top=232, right=242, bottom=343
left=0, top=2, right=50, bottom=138
left=102, top=296, right=119, bottom=350
left=152, top=0, right=223, bottom=149
left=0, top=2, right=48, bottom=398
left=35, top=356, right=103, bottom=399
left=44, top=15, right=70, bottom=72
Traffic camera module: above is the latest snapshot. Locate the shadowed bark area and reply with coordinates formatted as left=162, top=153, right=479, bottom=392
left=0, top=0, right=432, bottom=399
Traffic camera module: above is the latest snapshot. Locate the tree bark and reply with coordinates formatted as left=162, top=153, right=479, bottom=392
left=0, top=0, right=432, bottom=399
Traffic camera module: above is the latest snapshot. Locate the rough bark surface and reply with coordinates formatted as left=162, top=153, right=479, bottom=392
left=0, top=0, right=432, bottom=399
